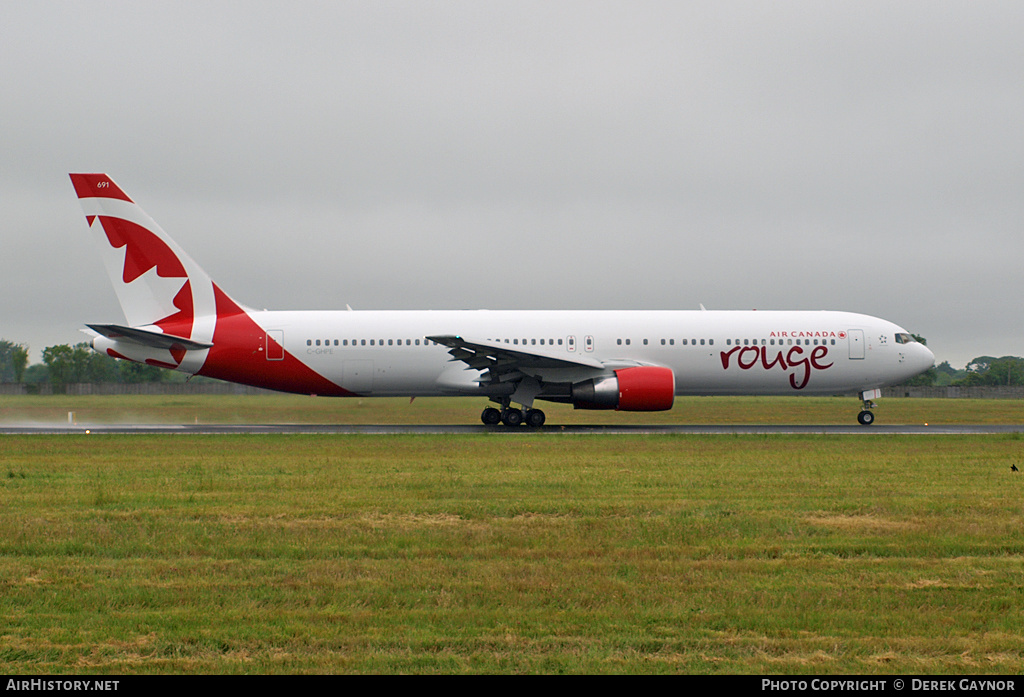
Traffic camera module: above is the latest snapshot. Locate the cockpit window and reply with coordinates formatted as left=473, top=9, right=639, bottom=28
left=894, top=333, right=917, bottom=344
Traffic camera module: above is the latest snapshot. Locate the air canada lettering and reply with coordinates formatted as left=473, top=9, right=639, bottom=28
left=770, top=330, right=847, bottom=339
left=719, top=344, right=833, bottom=390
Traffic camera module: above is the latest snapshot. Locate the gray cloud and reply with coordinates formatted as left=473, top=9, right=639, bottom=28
left=2, top=1, right=1022, bottom=367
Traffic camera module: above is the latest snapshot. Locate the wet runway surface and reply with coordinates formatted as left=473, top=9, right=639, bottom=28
left=2, top=423, right=1022, bottom=435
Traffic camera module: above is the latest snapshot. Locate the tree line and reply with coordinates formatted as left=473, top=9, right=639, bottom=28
left=2, top=337, right=1022, bottom=392
left=921, top=357, right=1024, bottom=387
left=1, top=339, right=170, bottom=392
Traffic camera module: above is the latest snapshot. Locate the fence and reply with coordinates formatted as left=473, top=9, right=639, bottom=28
left=881, top=385, right=1024, bottom=399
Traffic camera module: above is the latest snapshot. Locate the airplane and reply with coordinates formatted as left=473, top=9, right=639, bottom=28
left=70, top=173, right=935, bottom=427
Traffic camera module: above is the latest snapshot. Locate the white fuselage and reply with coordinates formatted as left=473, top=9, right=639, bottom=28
left=241, top=308, right=934, bottom=397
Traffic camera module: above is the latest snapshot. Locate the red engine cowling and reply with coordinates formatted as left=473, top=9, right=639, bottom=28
left=571, top=366, right=675, bottom=411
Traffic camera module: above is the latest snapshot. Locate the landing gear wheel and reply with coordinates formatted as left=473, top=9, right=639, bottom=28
left=501, top=408, right=524, bottom=427
left=857, top=410, right=875, bottom=426
left=525, top=409, right=546, bottom=428
left=481, top=407, right=502, bottom=426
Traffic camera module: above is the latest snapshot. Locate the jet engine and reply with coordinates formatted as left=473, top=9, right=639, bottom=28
left=571, top=366, right=675, bottom=411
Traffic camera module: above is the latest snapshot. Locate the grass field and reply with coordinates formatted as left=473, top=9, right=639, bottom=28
left=2, top=402, right=1024, bottom=673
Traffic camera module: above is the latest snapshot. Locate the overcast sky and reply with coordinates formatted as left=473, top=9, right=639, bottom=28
left=2, top=1, right=1022, bottom=368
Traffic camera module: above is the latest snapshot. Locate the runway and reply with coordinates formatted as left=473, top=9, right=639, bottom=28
left=2, top=423, right=1022, bottom=435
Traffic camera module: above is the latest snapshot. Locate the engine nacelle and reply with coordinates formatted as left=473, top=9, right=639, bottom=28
left=571, top=366, right=675, bottom=411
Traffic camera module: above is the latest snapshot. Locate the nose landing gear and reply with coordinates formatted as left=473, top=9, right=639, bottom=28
left=857, top=389, right=880, bottom=425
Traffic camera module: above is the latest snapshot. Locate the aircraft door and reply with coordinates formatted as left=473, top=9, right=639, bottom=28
left=266, top=330, right=284, bottom=361
left=344, top=360, right=374, bottom=393
left=567, top=336, right=576, bottom=352
left=848, top=329, right=865, bottom=359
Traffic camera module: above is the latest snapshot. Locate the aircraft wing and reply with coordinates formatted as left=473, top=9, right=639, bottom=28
left=427, top=334, right=605, bottom=379
left=86, top=323, right=214, bottom=351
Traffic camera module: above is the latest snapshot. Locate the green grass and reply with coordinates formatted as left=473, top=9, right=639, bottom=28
left=1, top=433, right=1023, bottom=673
left=1, top=393, right=1022, bottom=425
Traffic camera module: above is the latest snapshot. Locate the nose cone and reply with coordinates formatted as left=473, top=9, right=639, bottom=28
left=911, top=342, right=936, bottom=376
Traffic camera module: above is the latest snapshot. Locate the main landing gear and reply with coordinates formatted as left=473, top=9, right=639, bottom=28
left=481, top=405, right=546, bottom=428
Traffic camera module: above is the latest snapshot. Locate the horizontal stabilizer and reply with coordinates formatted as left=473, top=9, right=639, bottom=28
left=86, top=323, right=213, bottom=351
